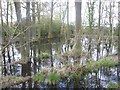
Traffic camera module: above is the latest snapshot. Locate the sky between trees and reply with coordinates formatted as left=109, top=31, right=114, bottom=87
left=0, top=0, right=119, bottom=27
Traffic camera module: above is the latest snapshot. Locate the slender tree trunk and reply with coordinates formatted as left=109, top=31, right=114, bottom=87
left=65, top=0, right=70, bottom=45
left=117, top=1, right=120, bottom=84
left=33, top=47, right=37, bottom=74
left=0, top=1, right=3, bottom=88
left=74, top=0, right=82, bottom=64
left=12, top=45, right=16, bottom=75
left=32, top=1, right=36, bottom=74
left=49, top=0, right=54, bottom=67
left=37, top=2, right=41, bottom=71
left=10, top=3, right=15, bottom=75
left=26, top=1, right=32, bottom=88
left=10, top=2, right=13, bottom=26
left=7, top=47, right=12, bottom=75
left=87, top=1, right=94, bottom=59
left=66, top=1, right=70, bottom=64
left=37, top=2, right=41, bottom=23
left=71, top=0, right=82, bottom=88
left=14, top=1, right=26, bottom=88
left=6, top=2, right=12, bottom=75
left=96, top=0, right=101, bottom=87
left=1, top=1, right=7, bottom=76
left=97, top=0, right=101, bottom=60
left=32, top=2, right=36, bottom=38
left=108, top=2, right=113, bottom=54
left=32, top=2, right=38, bottom=87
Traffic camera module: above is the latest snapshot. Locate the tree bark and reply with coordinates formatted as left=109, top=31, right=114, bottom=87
left=49, top=0, right=54, bottom=67
left=26, top=1, right=32, bottom=88
left=74, top=0, right=82, bottom=64
left=1, top=0, right=7, bottom=76
left=14, top=1, right=26, bottom=88
left=117, top=1, right=120, bottom=84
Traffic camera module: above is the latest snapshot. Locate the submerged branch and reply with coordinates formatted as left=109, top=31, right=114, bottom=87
left=34, top=57, right=118, bottom=85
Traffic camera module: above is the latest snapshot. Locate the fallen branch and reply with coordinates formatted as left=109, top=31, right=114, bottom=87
left=1, top=76, right=32, bottom=88
left=34, top=57, right=118, bottom=84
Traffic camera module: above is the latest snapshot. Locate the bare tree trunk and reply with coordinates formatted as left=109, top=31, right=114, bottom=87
left=32, top=1, right=36, bottom=70
left=37, top=2, right=41, bottom=72
left=26, top=1, right=32, bottom=88
left=108, top=2, right=113, bottom=53
left=32, top=2, right=38, bottom=87
left=66, top=1, right=69, bottom=64
left=37, top=2, right=41, bottom=23
left=6, top=2, right=12, bottom=75
left=87, top=1, right=94, bottom=59
left=109, top=2, right=112, bottom=36
left=32, top=2, right=36, bottom=39
left=12, top=44, right=15, bottom=75
left=97, top=0, right=101, bottom=61
left=14, top=2, right=21, bottom=23
left=72, top=0, right=82, bottom=87
left=74, top=0, right=82, bottom=64
left=10, top=2, right=13, bottom=26
left=117, top=1, right=120, bottom=84
left=14, top=1, right=26, bottom=88
left=49, top=0, right=54, bottom=67
left=65, top=0, right=70, bottom=45
left=10, top=2, right=15, bottom=75
left=96, top=0, right=101, bottom=88
left=0, top=1, right=3, bottom=88
left=1, top=1, right=7, bottom=76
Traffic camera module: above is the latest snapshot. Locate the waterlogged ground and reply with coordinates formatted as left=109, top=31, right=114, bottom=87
left=1, top=38, right=119, bottom=89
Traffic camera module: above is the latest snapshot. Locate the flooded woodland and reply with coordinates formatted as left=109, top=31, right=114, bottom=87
left=0, top=0, right=120, bottom=89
